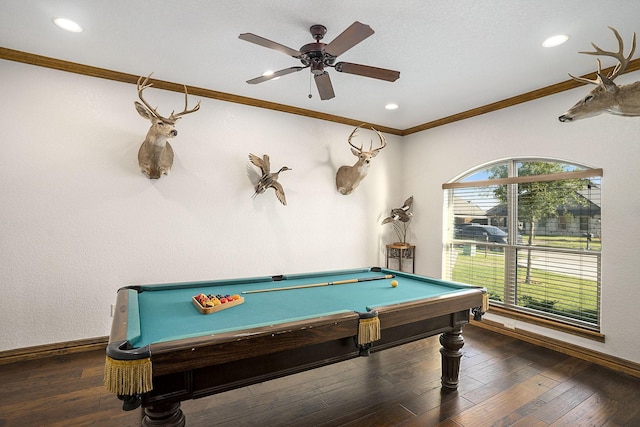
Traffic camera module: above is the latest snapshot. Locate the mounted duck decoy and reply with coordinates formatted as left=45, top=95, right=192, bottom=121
left=381, top=196, right=413, bottom=224
left=249, top=153, right=292, bottom=205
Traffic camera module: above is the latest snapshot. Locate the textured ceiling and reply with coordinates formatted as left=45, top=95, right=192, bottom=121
left=1, top=0, right=639, bottom=131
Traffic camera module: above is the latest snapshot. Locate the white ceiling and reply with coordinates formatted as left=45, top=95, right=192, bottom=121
left=2, top=0, right=639, bottom=131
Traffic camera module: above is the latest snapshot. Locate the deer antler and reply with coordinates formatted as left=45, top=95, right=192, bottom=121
left=346, top=124, right=386, bottom=153
left=137, top=73, right=201, bottom=122
left=569, top=27, right=637, bottom=85
left=347, top=124, right=364, bottom=152
left=137, top=73, right=165, bottom=119
left=170, top=85, right=201, bottom=120
left=370, top=127, right=386, bottom=153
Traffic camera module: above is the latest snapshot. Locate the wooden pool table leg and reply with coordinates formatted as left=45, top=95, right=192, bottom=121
left=142, top=401, right=185, bottom=427
left=439, top=327, right=465, bottom=391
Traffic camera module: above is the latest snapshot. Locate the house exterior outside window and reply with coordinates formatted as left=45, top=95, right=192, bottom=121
left=442, top=158, right=602, bottom=331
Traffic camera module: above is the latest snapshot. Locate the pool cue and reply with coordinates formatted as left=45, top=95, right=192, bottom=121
left=241, top=274, right=395, bottom=294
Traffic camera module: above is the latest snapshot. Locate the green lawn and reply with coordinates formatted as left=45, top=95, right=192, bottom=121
left=451, top=248, right=598, bottom=323
left=522, top=234, right=601, bottom=251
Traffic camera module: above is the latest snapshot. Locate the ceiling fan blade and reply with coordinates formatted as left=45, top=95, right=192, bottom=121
left=314, top=72, right=335, bottom=100
left=246, top=66, right=307, bottom=84
left=334, top=62, right=400, bottom=82
left=324, top=21, right=374, bottom=57
left=239, top=33, right=301, bottom=57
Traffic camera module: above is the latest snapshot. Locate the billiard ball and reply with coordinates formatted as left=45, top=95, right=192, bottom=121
left=391, top=280, right=398, bottom=288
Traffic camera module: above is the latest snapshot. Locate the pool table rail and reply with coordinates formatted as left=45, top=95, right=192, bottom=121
left=107, top=288, right=152, bottom=360
left=373, top=288, right=486, bottom=329
left=146, top=311, right=362, bottom=376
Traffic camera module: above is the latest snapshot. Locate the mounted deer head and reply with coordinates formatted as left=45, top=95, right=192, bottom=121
left=135, top=73, right=201, bottom=179
left=559, top=27, right=639, bottom=123
left=335, top=125, right=386, bottom=195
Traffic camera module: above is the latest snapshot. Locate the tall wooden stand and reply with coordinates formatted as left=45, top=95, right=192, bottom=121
left=385, top=244, right=415, bottom=273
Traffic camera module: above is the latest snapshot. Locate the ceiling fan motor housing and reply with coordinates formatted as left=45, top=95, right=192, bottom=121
left=299, top=42, right=336, bottom=74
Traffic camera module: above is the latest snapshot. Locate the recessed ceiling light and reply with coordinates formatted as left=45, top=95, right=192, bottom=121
left=385, top=103, right=399, bottom=110
left=53, top=18, right=83, bottom=33
left=542, top=34, right=569, bottom=48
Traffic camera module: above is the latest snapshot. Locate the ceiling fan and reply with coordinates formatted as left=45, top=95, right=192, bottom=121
left=238, top=21, right=400, bottom=100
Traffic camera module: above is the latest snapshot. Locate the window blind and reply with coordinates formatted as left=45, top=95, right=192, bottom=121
left=444, top=161, right=602, bottom=330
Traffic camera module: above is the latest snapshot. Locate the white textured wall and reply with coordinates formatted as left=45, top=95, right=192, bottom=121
left=2, top=59, right=639, bottom=366
left=402, top=70, right=640, bottom=364
left=0, top=60, right=403, bottom=350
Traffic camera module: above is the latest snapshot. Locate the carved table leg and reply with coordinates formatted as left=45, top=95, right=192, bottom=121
left=142, top=402, right=185, bottom=427
left=439, top=327, right=465, bottom=391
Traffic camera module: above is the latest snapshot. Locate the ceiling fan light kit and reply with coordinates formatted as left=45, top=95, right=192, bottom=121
left=239, top=21, right=400, bottom=100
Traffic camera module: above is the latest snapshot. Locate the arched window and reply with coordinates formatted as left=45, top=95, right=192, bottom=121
left=442, top=158, right=602, bottom=331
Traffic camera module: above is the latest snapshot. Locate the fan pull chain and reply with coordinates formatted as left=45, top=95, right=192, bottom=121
left=308, top=72, right=313, bottom=99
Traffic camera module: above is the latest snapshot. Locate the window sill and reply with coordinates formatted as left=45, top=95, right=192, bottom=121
left=486, top=305, right=605, bottom=342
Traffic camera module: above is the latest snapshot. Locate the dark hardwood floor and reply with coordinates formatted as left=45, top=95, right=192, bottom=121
left=1, top=325, right=639, bottom=427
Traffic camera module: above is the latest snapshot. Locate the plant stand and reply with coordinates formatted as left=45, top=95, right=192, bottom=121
left=386, top=244, right=415, bottom=273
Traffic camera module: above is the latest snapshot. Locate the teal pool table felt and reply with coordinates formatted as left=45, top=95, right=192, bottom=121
left=128, top=269, right=467, bottom=348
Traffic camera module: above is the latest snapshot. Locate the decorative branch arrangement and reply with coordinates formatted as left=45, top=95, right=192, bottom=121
left=381, top=196, right=413, bottom=244
left=248, top=153, right=292, bottom=205
left=135, top=73, right=201, bottom=179
left=559, top=27, right=639, bottom=123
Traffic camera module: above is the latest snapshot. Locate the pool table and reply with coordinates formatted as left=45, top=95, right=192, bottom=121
left=106, top=267, right=487, bottom=426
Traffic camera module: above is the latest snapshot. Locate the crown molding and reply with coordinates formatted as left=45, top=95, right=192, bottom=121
left=2, top=47, right=639, bottom=137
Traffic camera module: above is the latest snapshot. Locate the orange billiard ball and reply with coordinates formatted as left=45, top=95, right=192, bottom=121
left=391, top=280, right=398, bottom=288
